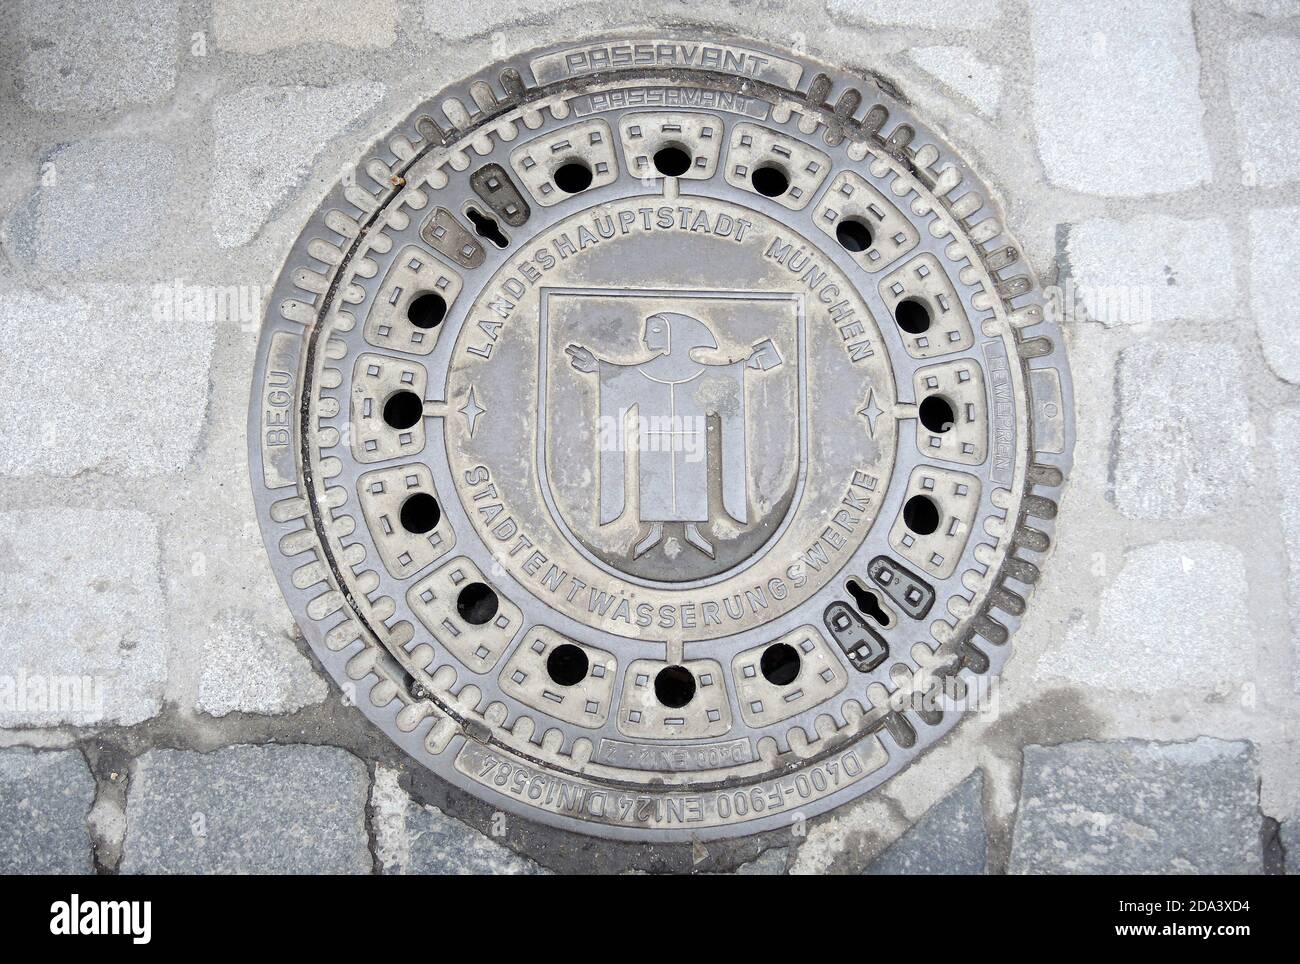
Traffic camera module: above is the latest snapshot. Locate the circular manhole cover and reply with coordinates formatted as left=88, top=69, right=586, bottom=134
left=248, top=33, right=1073, bottom=841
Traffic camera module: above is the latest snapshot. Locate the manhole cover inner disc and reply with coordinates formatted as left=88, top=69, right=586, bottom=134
left=249, top=34, right=1074, bottom=841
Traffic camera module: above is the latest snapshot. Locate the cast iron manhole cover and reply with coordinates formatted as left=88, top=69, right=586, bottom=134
left=249, top=33, right=1074, bottom=840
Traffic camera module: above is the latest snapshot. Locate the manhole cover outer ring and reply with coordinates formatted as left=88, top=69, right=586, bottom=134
left=247, top=32, right=1074, bottom=841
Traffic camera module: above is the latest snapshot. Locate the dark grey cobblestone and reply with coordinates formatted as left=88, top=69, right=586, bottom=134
left=121, top=745, right=371, bottom=874
left=866, top=772, right=986, bottom=874
left=1010, top=740, right=1262, bottom=875
left=0, top=748, right=95, bottom=874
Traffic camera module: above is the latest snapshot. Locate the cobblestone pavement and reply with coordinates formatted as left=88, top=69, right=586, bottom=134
left=1, top=0, right=1298, bottom=874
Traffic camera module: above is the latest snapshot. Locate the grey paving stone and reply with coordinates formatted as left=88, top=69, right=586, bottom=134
left=7, top=137, right=178, bottom=272
left=0, top=749, right=96, bottom=874
left=866, top=772, right=986, bottom=874
left=213, top=0, right=398, bottom=52
left=1222, top=0, right=1300, bottom=14
left=735, top=847, right=788, bottom=875
left=0, top=284, right=213, bottom=477
left=907, top=47, right=1003, bottom=117
left=1067, top=216, right=1236, bottom=325
left=1112, top=342, right=1251, bottom=519
left=1009, top=739, right=1262, bottom=874
left=15, top=0, right=178, bottom=112
left=1029, top=0, right=1210, bottom=195
left=1226, top=37, right=1300, bottom=189
left=121, top=745, right=371, bottom=874
left=1039, top=541, right=1250, bottom=695
left=0, top=510, right=167, bottom=727
left=829, top=0, right=1002, bottom=30
left=195, top=610, right=328, bottom=717
left=211, top=84, right=386, bottom=247
left=371, top=765, right=544, bottom=874
left=1249, top=208, right=1300, bottom=384
left=1272, top=407, right=1300, bottom=695
left=415, top=0, right=596, bottom=38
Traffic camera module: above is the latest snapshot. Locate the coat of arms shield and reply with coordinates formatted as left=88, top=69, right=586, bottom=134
left=538, top=287, right=807, bottom=584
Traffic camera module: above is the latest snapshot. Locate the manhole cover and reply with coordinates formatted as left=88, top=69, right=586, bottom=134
left=249, top=33, right=1073, bottom=841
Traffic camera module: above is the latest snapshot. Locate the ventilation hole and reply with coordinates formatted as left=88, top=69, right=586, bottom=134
left=903, top=494, right=941, bottom=536
left=398, top=492, right=441, bottom=534
left=382, top=391, right=424, bottom=430
left=751, top=164, right=790, bottom=197
left=919, top=395, right=956, bottom=434
left=456, top=582, right=498, bottom=625
left=653, top=145, right=692, bottom=177
left=846, top=578, right=891, bottom=626
left=835, top=218, right=872, bottom=253
left=407, top=292, right=447, bottom=329
left=553, top=161, right=593, bottom=194
left=654, top=665, right=696, bottom=708
left=895, top=298, right=932, bottom=334
left=546, top=644, right=589, bottom=686
left=466, top=206, right=508, bottom=248
left=759, top=642, right=801, bottom=686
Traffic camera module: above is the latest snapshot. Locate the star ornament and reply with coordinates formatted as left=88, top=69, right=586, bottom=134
left=858, top=388, right=884, bottom=436
left=458, top=386, right=485, bottom=437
